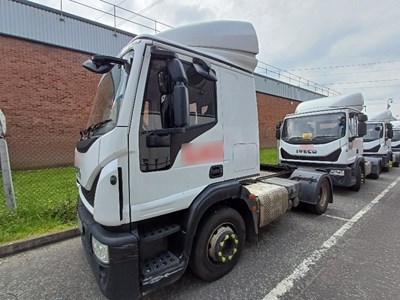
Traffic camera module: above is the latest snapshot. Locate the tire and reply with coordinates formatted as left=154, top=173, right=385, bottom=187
left=350, top=165, right=362, bottom=192
left=393, top=161, right=399, bottom=168
left=189, top=206, right=246, bottom=281
left=309, top=177, right=331, bottom=215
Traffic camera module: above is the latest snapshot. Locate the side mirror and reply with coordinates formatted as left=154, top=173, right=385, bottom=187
left=83, top=60, right=113, bottom=74
left=388, top=129, right=393, bottom=139
left=172, top=83, right=189, bottom=127
left=275, top=122, right=282, bottom=140
left=358, top=113, right=368, bottom=122
left=192, top=57, right=217, bottom=81
left=375, top=126, right=381, bottom=131
left=358, top=122, right=367, bottom=137
left=83, top=55, right=128, bottom=74
left=168, top=59, right=189, bottom=127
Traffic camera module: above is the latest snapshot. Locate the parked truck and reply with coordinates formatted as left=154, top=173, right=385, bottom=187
left=363, top=110, right=395, bottom=172
left=391, top=120, right=400, bottom=167
left=75, top=21, right=334, bottom=299
left=276, top=93, right=376, bottom=191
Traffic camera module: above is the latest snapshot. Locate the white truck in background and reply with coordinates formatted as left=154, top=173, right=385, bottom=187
left=276, top=93, right=377, bottom=191
left=74, top=21, right=334, bottom=300
left=391, top=120, right=400, bottom=167
left=363, top=110, right=395, bottom=172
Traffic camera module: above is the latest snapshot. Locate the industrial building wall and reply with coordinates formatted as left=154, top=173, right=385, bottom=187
left=0, top=34, right=99, bottom=169
left=257, top=93, right=299, bottom=148
left=1, top=34, right=298, bottom=169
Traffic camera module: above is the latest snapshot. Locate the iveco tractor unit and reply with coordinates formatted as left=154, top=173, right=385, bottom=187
left=276, top=93, right=377, bottom=190
left=75, top=21, right=333, bottom=299
left=391, top=120, right=400, bottom=167
left=363, top=110, right=395, bottom=172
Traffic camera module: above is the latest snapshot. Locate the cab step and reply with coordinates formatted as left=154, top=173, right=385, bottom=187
left=141, top=251, right=184, bottom=286
left=140, top=224, right=180, bottom=243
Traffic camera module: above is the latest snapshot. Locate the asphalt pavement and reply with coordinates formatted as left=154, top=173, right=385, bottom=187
left=1, top=168, right=399, bottom=300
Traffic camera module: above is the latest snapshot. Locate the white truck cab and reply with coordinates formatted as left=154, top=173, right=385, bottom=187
left=391, top=120, right=400, bottom=167
left=75, top=21, right=333, bottom=299
left=277, top=93, right=373, bottom=190
left=363, top=110, right=395, bottom=172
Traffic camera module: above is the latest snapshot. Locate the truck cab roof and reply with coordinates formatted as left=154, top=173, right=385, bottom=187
left=367, top=110, right=395, bottom=122
left=294, top=92, right=364, bottom=114
left=127, top=21, right=259, bottom=73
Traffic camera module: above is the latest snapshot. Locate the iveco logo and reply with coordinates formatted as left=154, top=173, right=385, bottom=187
left=296, top=149, right=317, bottom=154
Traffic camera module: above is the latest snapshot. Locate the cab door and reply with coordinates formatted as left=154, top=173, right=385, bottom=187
left=128, top=46, right=224, bottom=221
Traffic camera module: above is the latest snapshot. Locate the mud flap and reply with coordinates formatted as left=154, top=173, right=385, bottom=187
left=365, top=156, right=382, bottom=177
left=289, top=169, right=333, bottom=205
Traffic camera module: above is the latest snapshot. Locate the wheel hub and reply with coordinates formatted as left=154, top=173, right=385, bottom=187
left=208, top=225, right=239, bottom=263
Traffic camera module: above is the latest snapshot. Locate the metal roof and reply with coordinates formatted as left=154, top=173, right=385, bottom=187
left=254, top=73, right=325, bottom=102
left=0, top=0, right=135, bottom=56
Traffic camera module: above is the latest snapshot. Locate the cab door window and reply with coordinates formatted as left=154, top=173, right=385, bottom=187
left=139, top=56, right=217, bottom=172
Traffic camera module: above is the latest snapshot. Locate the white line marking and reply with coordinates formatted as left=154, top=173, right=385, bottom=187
left=322, top=214, right=352, bottom=222
left=263, top=175, right=400, bottom=300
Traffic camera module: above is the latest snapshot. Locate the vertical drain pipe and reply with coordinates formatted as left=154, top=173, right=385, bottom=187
left=0, top=110, right=16, bottom=209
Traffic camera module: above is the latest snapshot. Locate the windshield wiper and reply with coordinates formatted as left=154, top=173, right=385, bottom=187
left=283, top=137, right=310, bottom=143
left=312, top=135, right=338, bottom=140
left=283, top=137, right=299, bottom=142
left=80, top=119, right=113, bottom=139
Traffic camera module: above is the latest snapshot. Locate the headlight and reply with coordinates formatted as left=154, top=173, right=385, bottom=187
left=91, top=236, right=109, bottom=264
left=329, top=169, right=345, bottom=176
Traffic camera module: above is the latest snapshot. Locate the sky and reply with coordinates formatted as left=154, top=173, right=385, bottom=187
left=30, top=0, right=400, bottom=118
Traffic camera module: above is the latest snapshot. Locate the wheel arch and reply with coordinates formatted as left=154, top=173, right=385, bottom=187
left=355, top=156, right=366, bottom=174
left=181, top=180, right=258, bottom=263
left=290, top=169, right=334, bottom=204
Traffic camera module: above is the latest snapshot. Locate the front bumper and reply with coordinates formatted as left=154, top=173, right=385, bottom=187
left=78, top=199, right=140, bottom=300
left=328, top=166, right=354, bottom=187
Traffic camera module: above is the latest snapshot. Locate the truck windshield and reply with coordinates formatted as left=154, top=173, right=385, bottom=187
left=282, top=112, right=345, bottom=144
left=364, top=123, right=383, bottom=142
left=86, top=52, right=131, bottom=136
left=392, top=130, right=400, bottom=142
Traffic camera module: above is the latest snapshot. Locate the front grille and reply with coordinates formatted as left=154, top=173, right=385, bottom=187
left=391, top=144, right=400, bottom=150
left=80, top=175, right=99, bottom=207
left=364, top=145, right=380, bottom=153
left=281, top=148, right=342, bottom=161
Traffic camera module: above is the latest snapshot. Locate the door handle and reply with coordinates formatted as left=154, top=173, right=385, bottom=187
left=209, top=165, right=223, bottom=178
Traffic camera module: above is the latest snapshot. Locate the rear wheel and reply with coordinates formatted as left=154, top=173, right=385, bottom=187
left=350, top=165, right=362, bottom=192
left=189, top=206, right=245, bottom=281
left=309, top=178, right=331, bottom=214
left=393, top=161, right=399, bottom=167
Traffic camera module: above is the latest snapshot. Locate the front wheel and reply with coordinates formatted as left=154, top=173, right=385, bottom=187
left=350, top=165, right=362, bottom=192
left=309, top=177, right=331, bottom=215
left=189, top=206, right=246, bottom=281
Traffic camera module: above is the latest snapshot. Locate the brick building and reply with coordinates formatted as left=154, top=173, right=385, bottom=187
left=0, top=0, right=322, bottom=169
